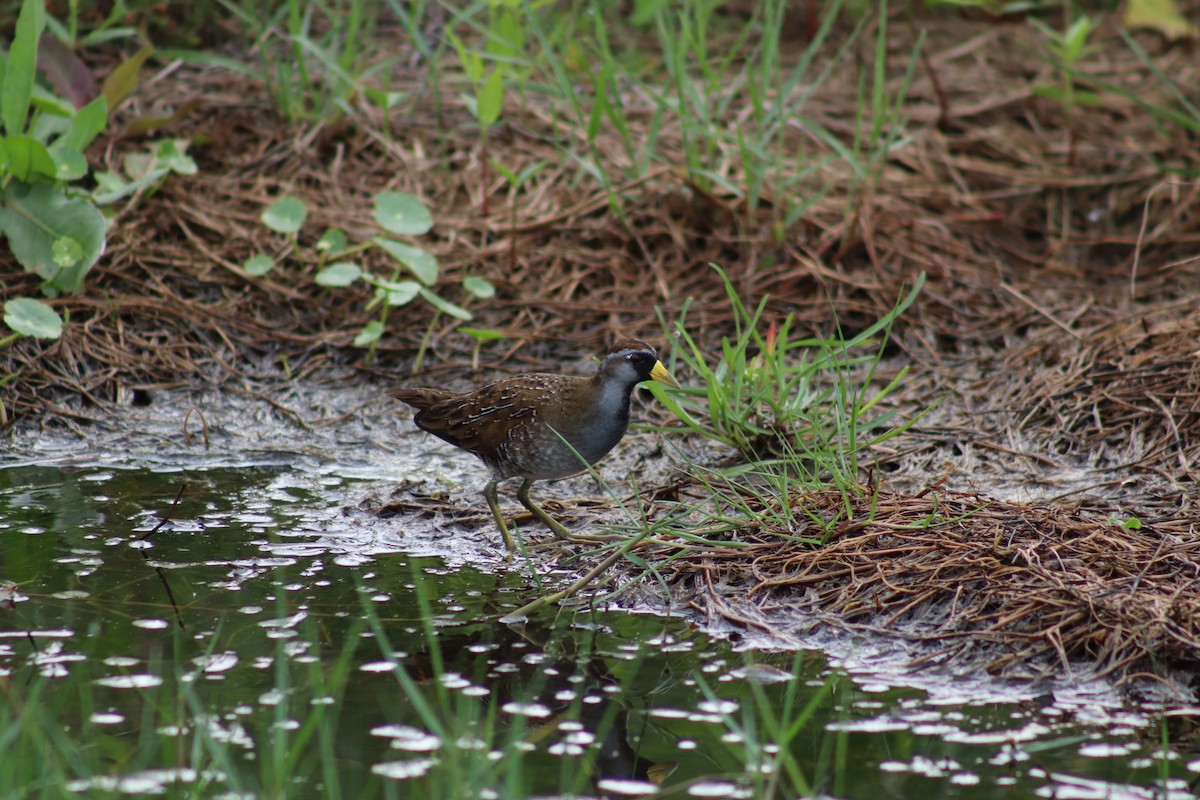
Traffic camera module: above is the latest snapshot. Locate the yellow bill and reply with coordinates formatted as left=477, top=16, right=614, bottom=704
left=650, top=360, right=681, bottom=389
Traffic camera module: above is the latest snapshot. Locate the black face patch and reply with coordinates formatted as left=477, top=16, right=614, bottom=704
left=626, top=350, right=656, bottom=378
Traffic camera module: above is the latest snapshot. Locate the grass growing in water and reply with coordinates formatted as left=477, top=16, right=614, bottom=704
left=358, top=562, right=846, bottom=798
left=0, top=546, right=850, bottom=799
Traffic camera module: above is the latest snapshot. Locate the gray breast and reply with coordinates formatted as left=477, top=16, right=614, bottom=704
left=491, top=387, right=633, bottom=481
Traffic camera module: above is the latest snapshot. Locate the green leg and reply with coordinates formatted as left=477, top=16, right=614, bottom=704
left=516, top=479, right=602, bottom=542
left=483, top=480, right=517, bottom=557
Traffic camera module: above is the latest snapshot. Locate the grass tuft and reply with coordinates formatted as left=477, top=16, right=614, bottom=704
left=654, top=264, right=923, bottom=472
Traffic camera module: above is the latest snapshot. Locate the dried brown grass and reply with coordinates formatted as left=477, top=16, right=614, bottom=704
left=647, top=486, right=1200, bottom=686
left=4, top=16, right=1197, bottom=401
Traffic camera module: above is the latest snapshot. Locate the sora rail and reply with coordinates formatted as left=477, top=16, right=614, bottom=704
left=391, top=339, right=680, bottom=553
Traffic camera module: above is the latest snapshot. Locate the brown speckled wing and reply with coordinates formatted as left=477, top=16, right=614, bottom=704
left=390, top=387, right=469, bottom=448
left=393, top=375, right=575, bottom=458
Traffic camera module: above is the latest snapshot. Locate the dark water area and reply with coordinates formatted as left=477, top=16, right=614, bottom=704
left=1, top=396, right=1196, bottom=798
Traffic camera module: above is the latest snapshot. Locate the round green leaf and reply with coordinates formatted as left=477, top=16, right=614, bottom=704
left=419, top=287, right=473, bottom=321
left=261, top=196, right=307, bottom=234
left=462, top=275, right=495, bottom=299
left=157, top=139, right=197, bottom=176
left=0, top=182, right=107, bottom=294
left=381, top=280, right=420, bottom=306
left=52, top=236, right=83, bottom=268
left=373, top=192, right=433, bottom=236
left=244, top=254, right=274, bottom=277
left=316, top=228, right=348, bottom=255
left=375, top=239, right=438, bottom=285
left=354, top=319, right=384, bottom=347
left=4, top=298, right=63, bottom=339
left=49, top=145, right=89, bottom=181
left=315, top=262, right=362, bottom=287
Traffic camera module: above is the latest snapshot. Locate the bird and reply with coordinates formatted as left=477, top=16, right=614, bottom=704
left=390, top=339, right=681, bottom=553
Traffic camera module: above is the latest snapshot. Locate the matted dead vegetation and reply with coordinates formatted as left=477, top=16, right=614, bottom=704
left=987, top=322, right=1200, bottom=483
left=4, top=12, right=1200, bottom=450
left=644, top=486, right=1200, bottom=688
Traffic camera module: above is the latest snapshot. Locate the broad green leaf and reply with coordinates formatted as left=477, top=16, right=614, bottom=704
left=374, top=238, right=438, bottom=285
left=101, top=43, right=154, bottom=109
left=316, top=228, right=348, bottom=254
left=373, top=191, right=433, bottom=236
left=354, top=319, right=384, bottom=347
left=462, top=275, right=495, bottom=298
left=29, top=84, right=75, bottom=117
left=59, top=96, right=108, bottom=152
left=244, top=255, right=274, bottom=276
left=4, top=297, right=62, bottom=339
left=48, top=143, right=88, bottom=180
left=261, top=196, right=307, bottom=234
left=315, top=262, right=361, bottom=287
left=0, top=181, right=106, bottom=294
left=2, top=0, right=46, bottom=137
left=5, top=135, right=58, bottom=181
left=477, top=69, right=505, bottom=128
left=419, top=287, right=473, bottom=320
